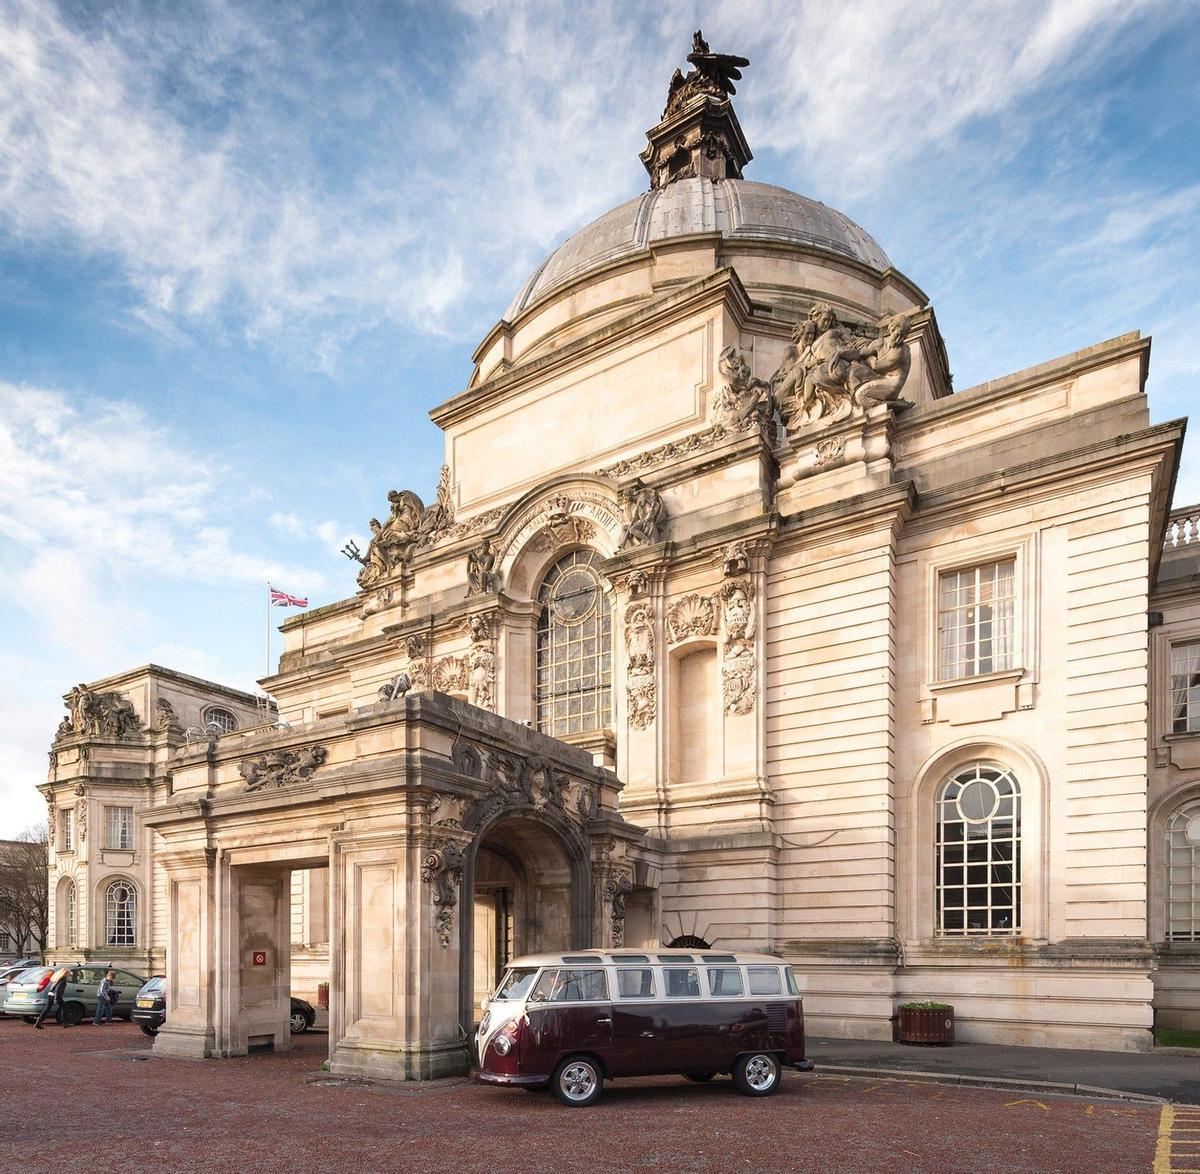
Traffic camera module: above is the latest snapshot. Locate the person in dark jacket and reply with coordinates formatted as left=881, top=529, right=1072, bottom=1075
left=34, top=968, right=72, bottom=1029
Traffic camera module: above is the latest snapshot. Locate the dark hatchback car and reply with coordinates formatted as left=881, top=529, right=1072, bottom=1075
left=132, top=977, right=316, bottom=1037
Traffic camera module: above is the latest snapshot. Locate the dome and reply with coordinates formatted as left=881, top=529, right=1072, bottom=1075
left=505, top=177, right=893, bottom=321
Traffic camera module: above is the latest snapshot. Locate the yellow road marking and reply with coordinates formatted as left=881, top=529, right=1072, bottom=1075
left=1005, top=1098, right=1049, bottom=1111
left=1156, top=1106, right=1176, bottom=1174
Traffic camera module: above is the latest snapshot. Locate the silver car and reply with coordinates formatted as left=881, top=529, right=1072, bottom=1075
left=2, top=964, right=147, bottom=1025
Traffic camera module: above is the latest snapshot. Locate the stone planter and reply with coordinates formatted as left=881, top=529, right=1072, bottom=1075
left=897, top=1002, right=955, bottom=1045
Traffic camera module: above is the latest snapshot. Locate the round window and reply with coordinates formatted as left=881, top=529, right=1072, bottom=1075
left=1185, top=814, right=1200, bottom=846
left=549, top=565, right=600, bottom=624
left=955, top=778, right=999, bottom=824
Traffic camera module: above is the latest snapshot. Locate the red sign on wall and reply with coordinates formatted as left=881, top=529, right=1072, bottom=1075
left=252, top=951, right=267, bottom=967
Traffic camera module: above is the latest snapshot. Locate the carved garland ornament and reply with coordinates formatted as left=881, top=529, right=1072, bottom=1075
left=605, top=875, right=633, bottom=948
left=465, top=614, right=496, bottom=711
left=421, top=841, right=466, bottom=948
left=239, top=745, right=327, bottom=792
left=720, top=578, right=756, bottom=715
left=624, top=600, right=656, bottom=731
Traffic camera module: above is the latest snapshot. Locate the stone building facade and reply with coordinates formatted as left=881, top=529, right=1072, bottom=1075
left=39, top=37, right=1200, bottom=1074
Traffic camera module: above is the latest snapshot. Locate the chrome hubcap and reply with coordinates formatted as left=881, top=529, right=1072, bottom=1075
left=560, top=1062, right=596, bottom=1100
left=745, top=1056, right=776, bottom=1091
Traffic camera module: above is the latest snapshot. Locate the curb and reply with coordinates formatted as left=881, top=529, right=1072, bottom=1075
left=812, top=1063, right=1171, bottom=1104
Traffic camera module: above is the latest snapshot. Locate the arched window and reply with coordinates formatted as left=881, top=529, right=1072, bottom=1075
left=1166, top=800, right=1200, bottom=941
left=204, top=706, right=238, bottom=735
left=536, top=550, right=612, bottom=736
left=61, top=879, right=76, bottom=948
left=105, top=880, right=137, bottom=947
left=936, top=763, right=1021, bottom=935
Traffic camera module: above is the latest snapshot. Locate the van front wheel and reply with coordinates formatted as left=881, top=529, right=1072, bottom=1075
left=552, top=1055, right=603, bottom=1107
left=733, top=1052, right=781, bottom=1097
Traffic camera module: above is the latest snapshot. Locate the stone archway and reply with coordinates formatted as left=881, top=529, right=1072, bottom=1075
left=458, top=808, right=594, bottom=1027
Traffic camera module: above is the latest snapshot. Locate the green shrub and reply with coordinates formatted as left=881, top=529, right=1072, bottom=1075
left=900, top=1001, right=952, bottom=1011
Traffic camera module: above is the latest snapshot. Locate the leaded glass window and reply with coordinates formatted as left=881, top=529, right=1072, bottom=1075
left=1166, top=801, right=1200, bottom=941
left=105, top=805, right=133, bottom=850
left=937, top=560, right=1015, bottom=680
left=204, top=706, right=238, bottom=735
left=536, top=550, right=612, bottom=736
left=1171, top=643, right=1200, bottom=734
left=936, top=763, right=1021, bottom=935
left=63, top=880, right=76, bottom=948
left=105, top=880, right=136, bottom=947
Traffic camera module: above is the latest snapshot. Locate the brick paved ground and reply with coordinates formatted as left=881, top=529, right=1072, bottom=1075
left=0, top=1017, right=1167, bottom=1172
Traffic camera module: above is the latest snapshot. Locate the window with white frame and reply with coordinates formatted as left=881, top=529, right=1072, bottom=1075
left=105, top=806, right=134, bottom=850
left=1171, top=643, right=1200, bottom=735
left=61, top=808, right=73, bottom=853
left=536, top=550, right=612, bottom=736
left=936, top=762, right=1021, bottom=935
left=105, top=880, right=136, bottom=947
left=203, top=706, right=238, bottom=735
left=937, top=559, right=1016, bottom=680
left=1166, top=800, right=1200, bottom=941
left=63, top=880, right=76, bottom=947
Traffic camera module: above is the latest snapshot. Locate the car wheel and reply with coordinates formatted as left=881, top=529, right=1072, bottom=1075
left=61, top=1002, right=85, bottom=1027
left=139, top=1023, right=159, bottom=1037
left=552, top=1055, right=603, bottom=1108
left=22, top=1016, right=37, bottom=1025
left=684, top=1071, right=716, bottom=1082
left=733, top=1052, right=781, bottom=1097
left=289, top=1010, right=309, bottom=1034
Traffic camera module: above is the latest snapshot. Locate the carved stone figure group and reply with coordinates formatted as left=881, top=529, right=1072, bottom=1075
left=59, top=685, right=141, bottom=740
left=357, top=465, right=456, bottom=590
left=770, top=303, right=916, bottom=432
left=618, top=483, right=667, bottom=549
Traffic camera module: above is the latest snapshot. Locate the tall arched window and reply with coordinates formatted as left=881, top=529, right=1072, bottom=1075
left=1166, top=800, right=1200, bottom=941
left=105, top=880, right=137, bottom=947
left=203, top=706, right=238, bottom=734
left=536, top=550, right=612, bottom=736
left=61, top=879, right=76, bottom=948
left=936, top=763, right=1021, bottom=935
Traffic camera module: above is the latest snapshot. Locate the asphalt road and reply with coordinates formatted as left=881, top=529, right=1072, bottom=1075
left=0, top=1017, right=1171, bottom=1172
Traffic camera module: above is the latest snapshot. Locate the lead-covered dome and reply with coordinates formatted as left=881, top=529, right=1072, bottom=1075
left=505, top=177, right=892, bottom=321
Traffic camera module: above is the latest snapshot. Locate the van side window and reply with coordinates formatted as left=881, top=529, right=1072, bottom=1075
left=616, top=968, right=655, bottom=998
left=747, top=966, right=783, bottom=995
left=532, top=968, right=609, bottom=1003
left=664, top=967, right=701, bottom=998
left=785, top=968, right=800, bottom=996
left=707, top=967, right=743, bottom=996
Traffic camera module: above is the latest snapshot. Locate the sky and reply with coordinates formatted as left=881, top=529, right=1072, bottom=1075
left=1, top=0, right=1198, bottom=834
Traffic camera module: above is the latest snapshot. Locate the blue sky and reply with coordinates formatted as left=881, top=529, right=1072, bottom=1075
left=1, top=0, right=1198, bottom=834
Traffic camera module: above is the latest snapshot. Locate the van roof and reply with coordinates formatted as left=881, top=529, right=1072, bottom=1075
left=505, top=949, right=789, bottom=967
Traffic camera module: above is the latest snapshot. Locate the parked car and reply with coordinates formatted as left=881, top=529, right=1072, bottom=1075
left=0, top=965, right=34, bottom=1017
left=475, top=948, right=809, bottom=1107
left=131, top=975, right=166, bottom=1036
left=131, top=977, right=316, bottom=1037
left=1, top=964, right=147, bottom=1025
left=289, top=996, right=316, bottom=1034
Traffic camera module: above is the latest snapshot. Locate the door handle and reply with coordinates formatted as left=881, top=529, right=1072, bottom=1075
left=596, top=1017, right=612, bottom=1024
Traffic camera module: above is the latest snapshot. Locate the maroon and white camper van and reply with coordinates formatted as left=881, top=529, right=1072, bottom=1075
left=475, top=948, right=808, bottom=1106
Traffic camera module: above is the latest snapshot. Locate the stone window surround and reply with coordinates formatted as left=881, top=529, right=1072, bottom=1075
left=917, top=532, right=1039, bottom=702
left=97, top=874, right=139, bottom=949
left=104, top=804, right=135, bottom=851
left=1149, top=781, right=1200, bottom=944
left=1152, top=619, right=1200, bottom=752
left=56, top=875, right=77, bottom=948
left=904, top=735, right=1049, bottom=945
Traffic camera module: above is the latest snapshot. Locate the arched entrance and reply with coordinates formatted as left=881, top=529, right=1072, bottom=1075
left=461, top=813, right=593, bottom=1023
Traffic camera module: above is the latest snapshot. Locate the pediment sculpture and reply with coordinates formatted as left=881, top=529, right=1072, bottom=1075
left=239, top=744, right=327, bottom=792
left=61, top=685, right=141, bottom=740
left=354, top=465, right=457, bottom=590
left=771, top=304, right=918, bottom=434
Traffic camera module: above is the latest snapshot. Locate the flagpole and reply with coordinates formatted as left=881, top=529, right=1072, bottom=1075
left=265, top=582, right=270, bottom=681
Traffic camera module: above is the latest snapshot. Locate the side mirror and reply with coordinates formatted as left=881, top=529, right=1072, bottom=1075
left=479, top=997, right=489, bottom=1011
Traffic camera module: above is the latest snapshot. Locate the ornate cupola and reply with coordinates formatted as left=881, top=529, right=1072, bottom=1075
left=640, top=30, right=753, bottom=190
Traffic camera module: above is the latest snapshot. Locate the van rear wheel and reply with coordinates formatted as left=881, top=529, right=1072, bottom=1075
left=733, top=1052, right=781, bottom=1097
left=552, top=1055, right=603, bottom=1107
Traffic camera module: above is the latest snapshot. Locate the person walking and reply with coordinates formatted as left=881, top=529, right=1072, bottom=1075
left=33, top=967, right=71, bottom=1029
left=93, top=970, right=116, bottom=1025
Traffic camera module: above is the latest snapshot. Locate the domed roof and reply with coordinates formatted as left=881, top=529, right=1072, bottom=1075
left=505, top=177, right=892, bottom=321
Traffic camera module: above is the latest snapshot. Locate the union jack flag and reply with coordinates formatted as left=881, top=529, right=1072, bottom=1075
left=269, top=586, right=308, bottom=608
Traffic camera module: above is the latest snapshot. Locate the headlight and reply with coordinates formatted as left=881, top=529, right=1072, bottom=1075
left=493, top=1034, right=512, bottom=1056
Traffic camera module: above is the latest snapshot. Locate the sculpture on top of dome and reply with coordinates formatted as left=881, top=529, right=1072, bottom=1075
left=664, top=30, right=750, bottom=119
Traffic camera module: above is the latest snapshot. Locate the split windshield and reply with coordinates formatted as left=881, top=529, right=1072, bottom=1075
left=494, top=967, right=539, bottom=1002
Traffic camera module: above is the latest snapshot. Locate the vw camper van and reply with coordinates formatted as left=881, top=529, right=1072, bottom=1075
left=475, top=948, right=808, bottom=1106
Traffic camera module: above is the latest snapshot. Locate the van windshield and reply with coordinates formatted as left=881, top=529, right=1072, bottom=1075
left=493, top=967, right=540, bottom=1002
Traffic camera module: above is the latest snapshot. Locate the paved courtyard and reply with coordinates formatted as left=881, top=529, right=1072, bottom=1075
left=0, top=1017, right=1185, bottom=1172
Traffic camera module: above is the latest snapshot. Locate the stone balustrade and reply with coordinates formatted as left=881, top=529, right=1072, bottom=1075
left=1165, top=506, right=1200, bottom=548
